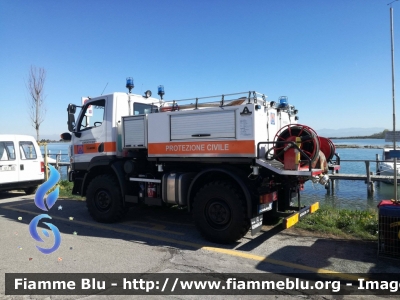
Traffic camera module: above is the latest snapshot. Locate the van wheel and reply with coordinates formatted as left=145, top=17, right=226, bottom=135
left=192, top=181, right=250, bottom=244
left=86, top=174, right=126, bottom=223
left=24, top=186, right=37, bottom=195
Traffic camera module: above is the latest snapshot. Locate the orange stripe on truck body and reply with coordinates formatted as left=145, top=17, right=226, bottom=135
left=74, top=142, right=116, bottom=154
left=148, top=140, right=255, bottom=156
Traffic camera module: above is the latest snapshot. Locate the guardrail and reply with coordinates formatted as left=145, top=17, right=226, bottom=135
left=327, top=154, right=397, bottom=195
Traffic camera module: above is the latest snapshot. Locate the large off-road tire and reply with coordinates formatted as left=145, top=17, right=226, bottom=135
left=192, top=181, right=250, bottom=244
left=86, top=174, right=126, bottom=223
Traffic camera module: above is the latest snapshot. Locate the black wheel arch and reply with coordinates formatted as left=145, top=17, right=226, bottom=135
left=80, top=158, right=127, bottom=206
left=187, top=167, right=253, bottom=219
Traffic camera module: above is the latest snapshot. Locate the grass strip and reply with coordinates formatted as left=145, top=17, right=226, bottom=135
left=296, top=205, right=378, bottom=240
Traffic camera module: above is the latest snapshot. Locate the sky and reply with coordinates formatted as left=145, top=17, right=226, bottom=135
left=0, top=0, right=398, bottom=140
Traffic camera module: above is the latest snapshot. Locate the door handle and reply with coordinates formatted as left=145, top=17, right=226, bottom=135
left=191, top=134, right=211, bottom=137
left=20, top=164, right=24, bottom=171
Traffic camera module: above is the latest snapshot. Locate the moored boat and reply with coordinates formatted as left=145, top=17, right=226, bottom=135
left=378, top=148, right=400, bottom=183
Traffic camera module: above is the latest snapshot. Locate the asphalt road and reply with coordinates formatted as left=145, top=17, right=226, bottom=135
left=1, top=191, right=400, bottom=299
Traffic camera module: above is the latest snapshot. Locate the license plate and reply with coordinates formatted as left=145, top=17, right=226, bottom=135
left=0, top=165, right=15, bottom=171
left=258, top=202, right=273, bottom=214
left=250, top=215, right=263, bottom=235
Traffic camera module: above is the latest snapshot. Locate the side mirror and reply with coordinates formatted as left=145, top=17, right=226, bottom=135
left=67, top=104, right=76, bottom=132
left=68, top=104, right=77, bottom=114
left=60, top=132, right=72, bottom=141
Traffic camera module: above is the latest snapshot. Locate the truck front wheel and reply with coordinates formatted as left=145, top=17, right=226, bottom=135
left=193, top=181, right=250, bottom=244
left=86, top=174, right=126, bottom=223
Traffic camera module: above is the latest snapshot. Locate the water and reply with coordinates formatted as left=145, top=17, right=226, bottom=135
left=40, top=143, right=70, bottom=180
left=302, top=139, right=398, bottom=211
left=43, top=140, right=396, bottom=210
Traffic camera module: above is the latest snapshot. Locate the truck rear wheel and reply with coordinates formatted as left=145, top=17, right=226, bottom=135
left=86, top=174, right=126, bottom=223
left=192, top=181, right=249, bottom=244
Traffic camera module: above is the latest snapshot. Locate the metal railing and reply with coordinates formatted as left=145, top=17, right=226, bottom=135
left=144, top=91, right=273, bottom=112
left=327, top=154, right=400, bottom=195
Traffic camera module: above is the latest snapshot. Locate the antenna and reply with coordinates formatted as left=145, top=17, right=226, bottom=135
left=101, top=82, right=108, bottom=95
left=389, top=2, right=399, bottom=200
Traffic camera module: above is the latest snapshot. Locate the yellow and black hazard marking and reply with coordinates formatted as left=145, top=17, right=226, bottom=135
left=283, top=202, right=319, bottom=229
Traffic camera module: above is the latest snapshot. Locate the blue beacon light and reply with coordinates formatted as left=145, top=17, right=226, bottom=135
left=278, top=96, right=288, bottom=108
left=126, top=77, right=134, bottom=93
left=158, top=85, right=165, bottom=100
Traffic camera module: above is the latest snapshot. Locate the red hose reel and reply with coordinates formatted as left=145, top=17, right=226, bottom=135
left=270, top=124, right=335, bottom=171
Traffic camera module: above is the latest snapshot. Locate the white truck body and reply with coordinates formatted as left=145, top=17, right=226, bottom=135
left=63, top=90, right=334, bottom=244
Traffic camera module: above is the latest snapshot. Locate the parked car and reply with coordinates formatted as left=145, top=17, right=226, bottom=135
left=0, top=135, right=44, bottom=194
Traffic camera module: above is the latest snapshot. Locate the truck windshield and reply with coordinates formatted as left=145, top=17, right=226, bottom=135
left=78, top=99, right=105, bottom=131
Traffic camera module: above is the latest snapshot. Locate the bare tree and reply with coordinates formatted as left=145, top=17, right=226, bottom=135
left=26, top=65, right=46, bottom=141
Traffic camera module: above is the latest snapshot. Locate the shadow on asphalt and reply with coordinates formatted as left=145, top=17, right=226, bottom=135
left=0, top=191, right=26, bottom=199
left=1, top=193, right=400, bottom=276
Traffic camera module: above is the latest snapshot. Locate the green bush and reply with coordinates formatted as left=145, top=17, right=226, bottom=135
left=57, top=180, right=83, bottom=200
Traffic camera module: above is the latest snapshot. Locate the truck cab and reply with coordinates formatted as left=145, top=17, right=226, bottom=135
left=65, top=93, right=160, bottom=193
left=68, top=93, right=159, bottom=162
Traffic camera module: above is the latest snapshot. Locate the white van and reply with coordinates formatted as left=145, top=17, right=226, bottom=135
left=0, top=135, right=44, bottom=194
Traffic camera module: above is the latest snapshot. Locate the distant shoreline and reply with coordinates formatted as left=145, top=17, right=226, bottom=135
left=334, top=145, right=385, bottom=149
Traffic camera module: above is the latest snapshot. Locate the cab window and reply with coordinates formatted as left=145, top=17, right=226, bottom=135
left=19, top=141, right=37, bottom=160
left=134, top=103, right=158, bottom=115
left=78, top=99, right=105, bottom=131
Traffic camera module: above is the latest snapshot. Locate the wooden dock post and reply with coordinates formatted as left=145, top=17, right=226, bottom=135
left=326, top=178, right=335, bottom=195
left=376, top=154, right=380, bottom=174
left=331, top=179, right=335, bottom=195
left=376, top=154, right=380, bottom=187
left=43, top=143, right=48, bottom=181
left=370, top=171, right=375, bottom=193
left=55, top=151, right=61, bottom=171
left=365, top=161, right=374, bottom=195
left=55, top=154, right=59, bottom=170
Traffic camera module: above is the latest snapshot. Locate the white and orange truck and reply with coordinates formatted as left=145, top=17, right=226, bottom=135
left=61, top=80, right=339, bottom=243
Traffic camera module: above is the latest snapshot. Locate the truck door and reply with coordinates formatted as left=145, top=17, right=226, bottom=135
left=18, top=140, right=43, bottom=182
left=73, top=99, right=107, bottom=164
left=0, top=141, right=18, bottom=184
